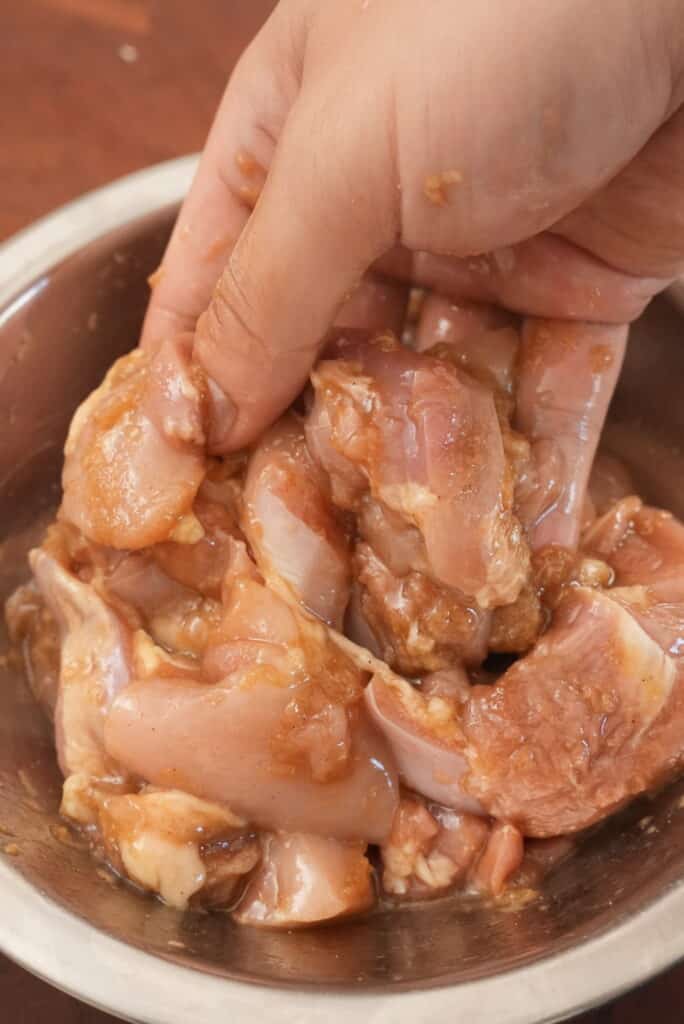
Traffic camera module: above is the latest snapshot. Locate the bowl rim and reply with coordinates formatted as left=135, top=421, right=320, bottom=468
left=2, top=155, right=684, bottom=1024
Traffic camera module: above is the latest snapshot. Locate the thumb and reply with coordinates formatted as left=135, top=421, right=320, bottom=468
left=193, top=82, right=397, bottom=452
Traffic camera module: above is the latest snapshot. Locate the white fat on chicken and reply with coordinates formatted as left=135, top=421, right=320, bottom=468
left=380, top=795, right=490, bottom=898
left=62, top=777, right=256, bottom=910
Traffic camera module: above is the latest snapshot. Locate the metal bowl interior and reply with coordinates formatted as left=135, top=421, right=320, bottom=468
left=1, top=178, right=684, bottom=1024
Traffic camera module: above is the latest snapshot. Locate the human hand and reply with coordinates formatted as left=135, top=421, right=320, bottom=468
left=142, top=0, right=684, bottom=452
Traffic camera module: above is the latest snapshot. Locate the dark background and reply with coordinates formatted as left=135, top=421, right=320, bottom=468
left=0, top=0, right=681, bottom=1020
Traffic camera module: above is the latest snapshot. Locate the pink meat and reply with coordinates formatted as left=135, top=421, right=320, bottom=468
left=242, top=413, right=351, bottom=628
left=515, top=319, right=627, bottom=551
left=354, top=542, right=491, bottom=673
left=61, top=338, right=207, bottom=549
left=104, top=676, right=397, bottom=842
left=105, top=566, right=398, bottom=841
left=368, top=576, right=680, bottom=837
left=365, top=673, right=483, bottom=815
left=234, top=833, right=373, bottom=926
left=380, top=794, right=489, bottom=898
left=464, top=586, right=677, bottom=834
left=415, top=293, right=519, bottom=394
left=471, top=822, right=524, bottom=897
left=30, top=549, right=131, bottom=778
left=308, top=335, right=529, bottom=609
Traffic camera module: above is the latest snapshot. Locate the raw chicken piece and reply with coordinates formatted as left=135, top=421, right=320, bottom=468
left=152, top=493, right=243, bottom=599
left=380, top=795, right=489, bottom=898
left=464, top=586, right=677, bottom=835
left=415, top=295, right=513, bottom=349
left=355, top=498, right=429, bottom=577
left=61, top=777, right=258, bottom=910
left=200, top=839, right=263, bottom=909
left=369, top=581, right=678, bottom=837
left=582, top=507, right=684, bottom=802
left=30, top=549, right=131, bottom=778
left=168, top=459, right=249, bottom=598
left=471, top=823, right=525, bottom=897
left=306, top=334, right=528, bottom=672
left=105, top=567, right=398, bottom=841
left=105, top=674, right=397, bottom=841
left=488, top=582, right=544, bottom=654
left=488, top=544, right=612, bottom=657
left=414, top=293, right=519, bottom=395
left=200, top=550, right=297, bottom=682
left=234, top=833, right=373, bottom=927
left=130, top=629, right=202, bottom=681
left=243, top=414, right=351, bottom=628
left=334, top=277, right=408, bottom=338
left=429, top=327, right=520, bottom=398
left=515, top=320, right=627, bottom=551
left=587, top=504, right=684, bottom=655
left=598, top=505, right=684, bottom=592
left=100, top=791, right=257, bottom=911
left=348, top=499, right=492, bottom=671
left=354, top=542, right=490, bottom=673
left=61, top=337, right=207, bottom=549
left=20, top=522, right=217, bottom=665
left=452, top=563, right=679, bottom=836
left=420, top=667, right=472, bottom=702
left=5, top=581, right=60, bottom=716
left=104, top=552, right=191, bottom=612
left=582, top=496, right=645, bottom=561
left=307, top=335, right=528, bottom=609
left=365, top=673, right=483, bottom=814
left=104, top=553, right=223, bottom=657
left=304, top=385, right=367, bottom=510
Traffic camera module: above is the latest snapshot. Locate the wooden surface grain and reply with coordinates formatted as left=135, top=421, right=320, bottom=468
left=0, top=1, right=680, bottom=1020
left=0, top=0, right=274, bottom=241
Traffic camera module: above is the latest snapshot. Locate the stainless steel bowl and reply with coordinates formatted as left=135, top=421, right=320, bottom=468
left=2, top=157, right=684, bottom=1024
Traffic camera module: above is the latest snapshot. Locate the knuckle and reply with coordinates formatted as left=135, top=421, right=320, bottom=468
left=209, top=259, right=271, bottom=368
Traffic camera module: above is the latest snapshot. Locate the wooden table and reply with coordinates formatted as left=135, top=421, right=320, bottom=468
left=0, top=1, right=680, bottom=1020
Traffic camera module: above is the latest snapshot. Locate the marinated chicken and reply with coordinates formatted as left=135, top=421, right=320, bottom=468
left=6, top=287, right=684, bottom=929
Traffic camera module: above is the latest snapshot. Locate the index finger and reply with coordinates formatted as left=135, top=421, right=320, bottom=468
left=140, top=6, right=301, bottom=352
